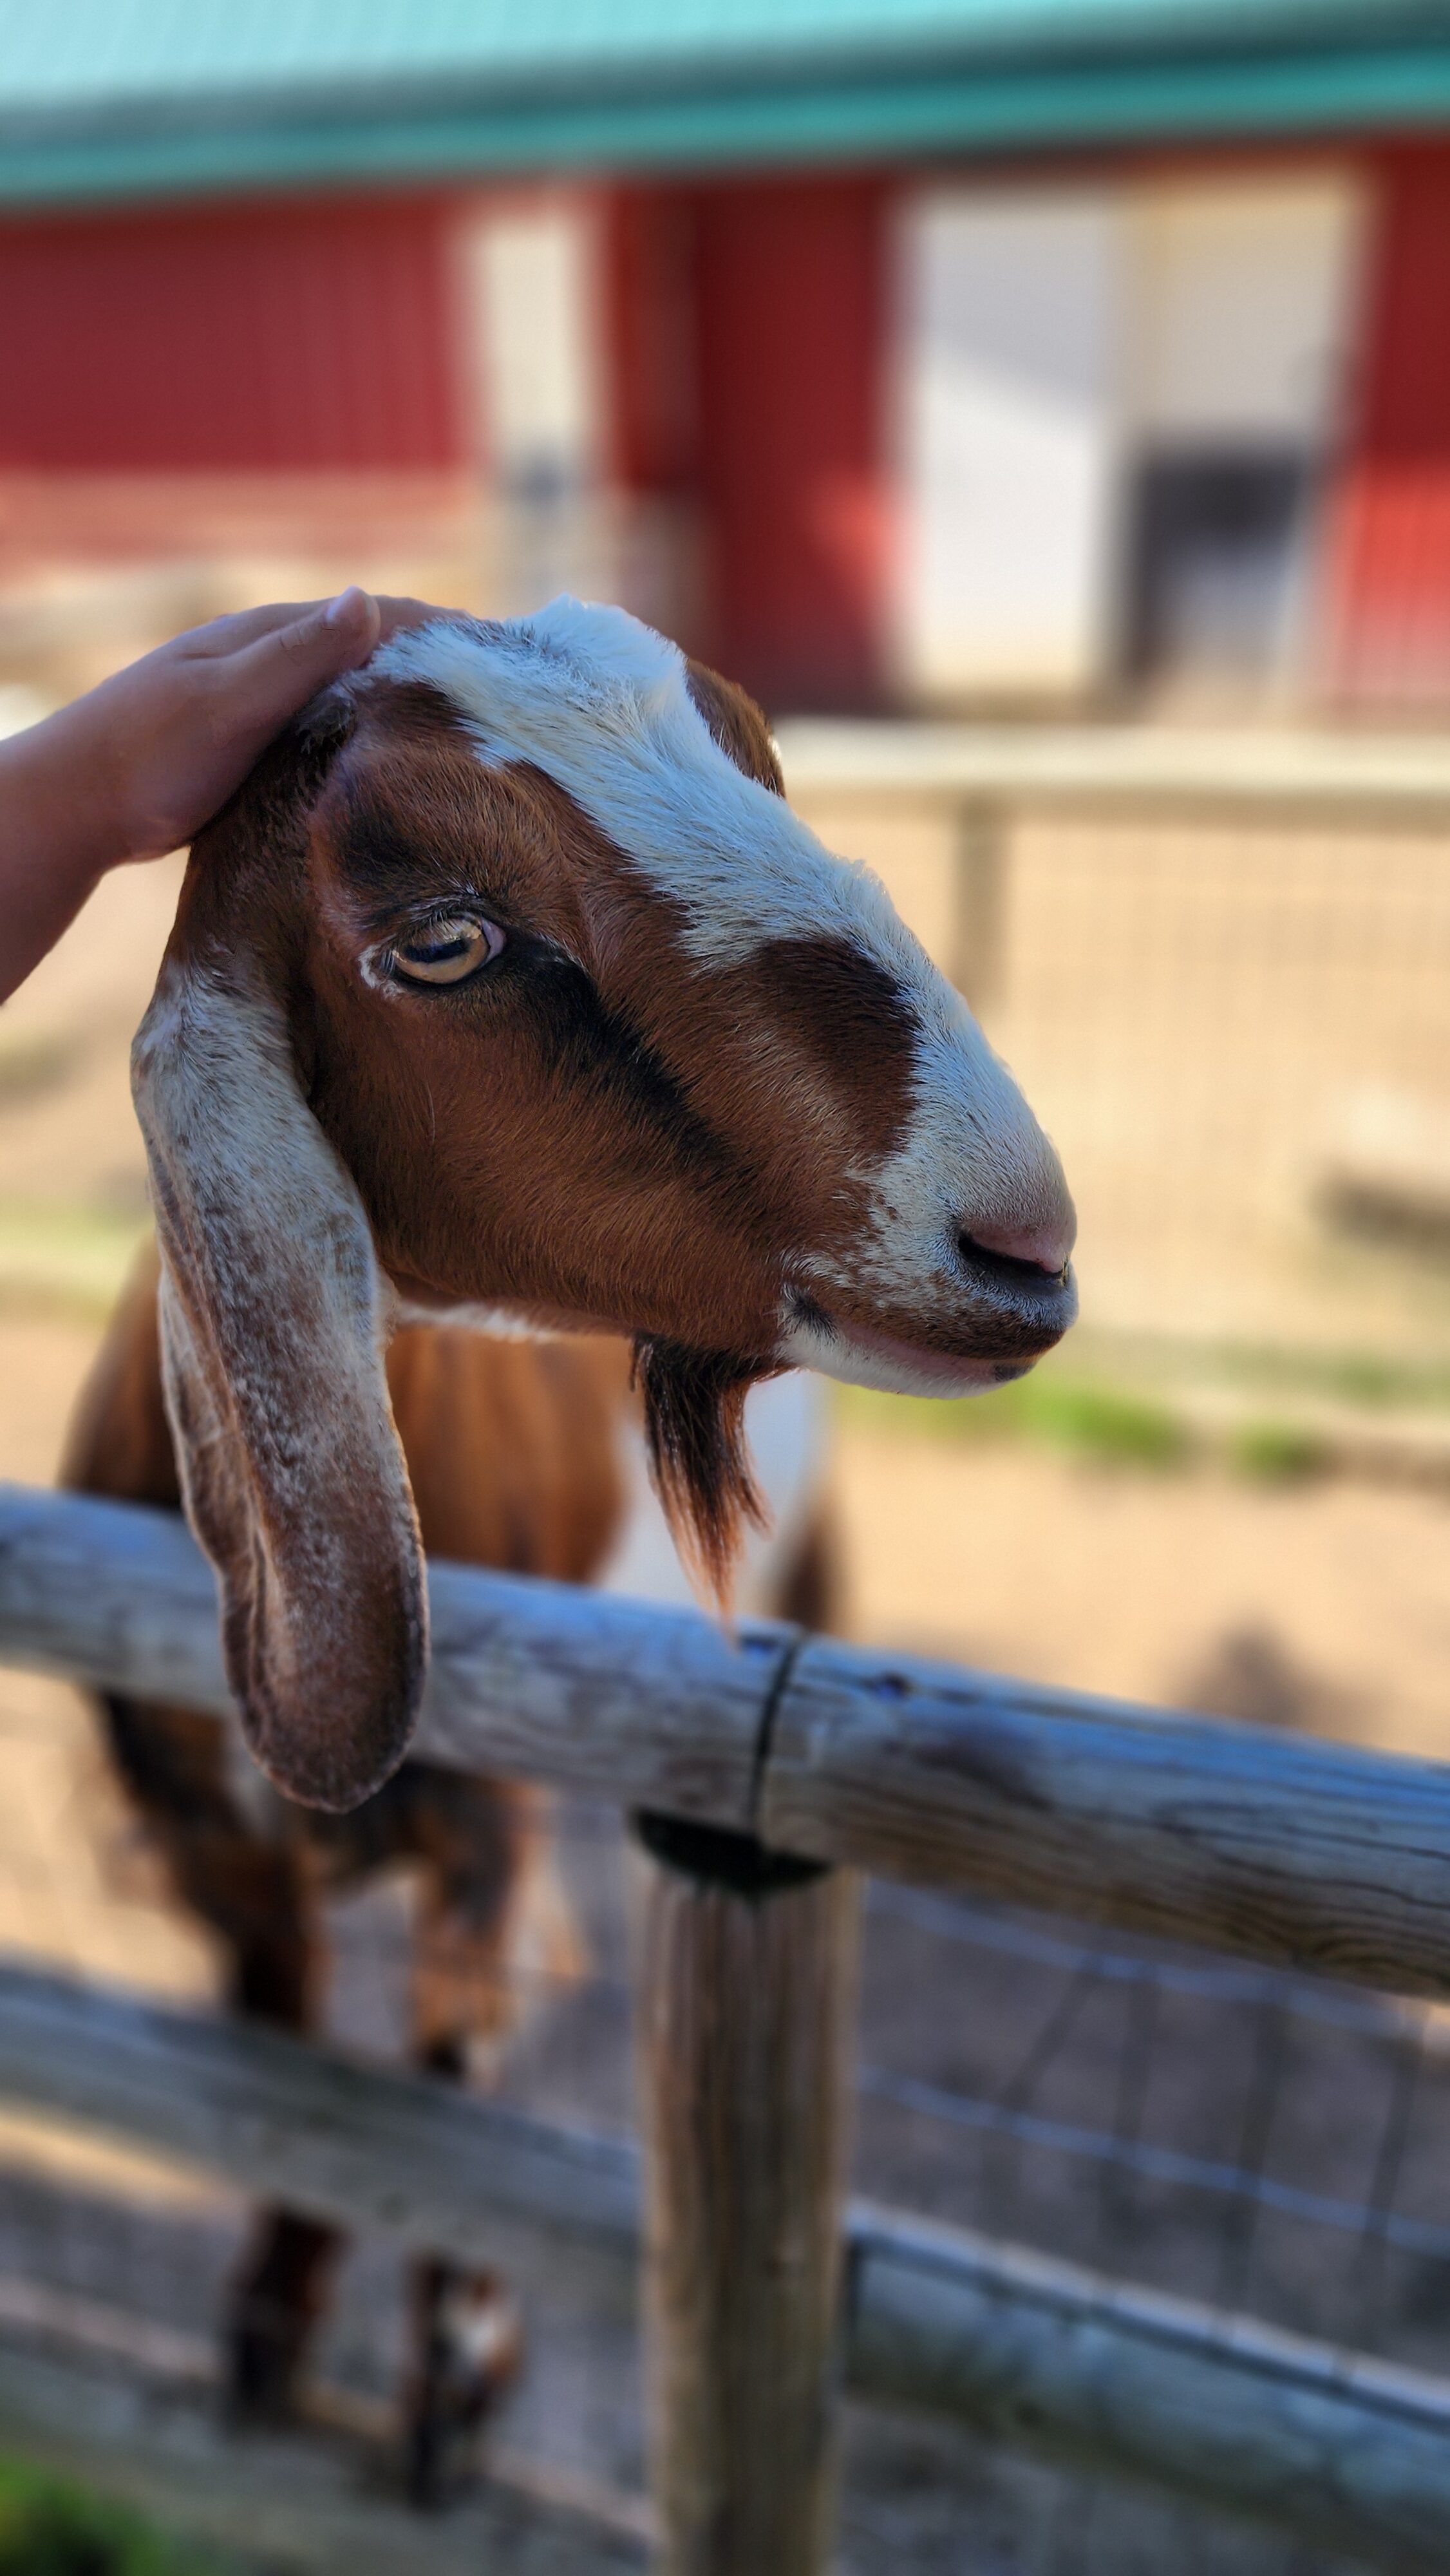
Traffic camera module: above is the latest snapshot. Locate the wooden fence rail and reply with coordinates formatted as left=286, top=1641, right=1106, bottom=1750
left=775, top=716, right=1450, bottom=1026
left=6, top=1477, right=1450, bottom=2571
left=774, top=717, right=1450, bottom=824
left=5, top=1479, right=1450, bottom=1996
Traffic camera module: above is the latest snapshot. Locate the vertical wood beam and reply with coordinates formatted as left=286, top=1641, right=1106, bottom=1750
left=951, top=797, right=1007, bottom=1017
left=632, top=1817, right=860, bottom=2576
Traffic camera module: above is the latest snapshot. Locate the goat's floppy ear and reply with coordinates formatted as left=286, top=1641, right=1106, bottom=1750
left=685, top=660, right=785, bottom=797
left=131, top=918, right=426, bottom=1814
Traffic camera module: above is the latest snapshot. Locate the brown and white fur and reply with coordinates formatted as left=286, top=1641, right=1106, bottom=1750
left=64, top=597, right=1075, bottom=2491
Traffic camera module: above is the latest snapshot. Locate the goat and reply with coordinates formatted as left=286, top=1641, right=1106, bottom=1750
left=63, top=597, right=1075, bottom=2493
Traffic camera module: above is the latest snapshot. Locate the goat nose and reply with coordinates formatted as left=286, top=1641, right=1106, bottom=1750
left=959, top=1213, right=1075, bottom=1283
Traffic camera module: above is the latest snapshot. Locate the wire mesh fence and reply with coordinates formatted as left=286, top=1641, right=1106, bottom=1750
left=995, top=806, right=1450, bottom=1367
left=784, top=755, right=1450, bottom=1401
left=449, top=1792, right=1450, bottom=2572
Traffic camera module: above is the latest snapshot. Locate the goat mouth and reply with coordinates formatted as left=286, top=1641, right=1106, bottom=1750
left=816, top=1314, right=1027, bottom=1396
left=782, top=1287, right=1072, bottom=1399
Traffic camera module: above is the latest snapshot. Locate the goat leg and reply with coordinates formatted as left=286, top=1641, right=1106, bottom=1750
left=404, top=2248, right=523, bottom=2508
left=403, top=2025, right=522, bottom=2507
left=227, top=2209, right=344, bottom=2427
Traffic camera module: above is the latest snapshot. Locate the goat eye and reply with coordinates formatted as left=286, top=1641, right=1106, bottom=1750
left=391, top=916, right=503, bottom=986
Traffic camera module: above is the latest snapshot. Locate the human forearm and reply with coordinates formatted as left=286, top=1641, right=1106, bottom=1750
left=0, top=705, right=129, bottom=1001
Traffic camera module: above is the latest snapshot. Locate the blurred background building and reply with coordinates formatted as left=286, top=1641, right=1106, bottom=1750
left=2, top=1, right=1450, bottom=715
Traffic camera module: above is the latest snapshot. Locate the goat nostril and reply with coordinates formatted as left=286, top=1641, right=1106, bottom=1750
left=958, top=1222, right=1073, bottom=1287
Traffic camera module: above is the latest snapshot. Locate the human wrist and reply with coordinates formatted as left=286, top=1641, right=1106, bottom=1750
left=1, top=696, right=138, bottom=889
left=0, top=710, right=124, bottom=1003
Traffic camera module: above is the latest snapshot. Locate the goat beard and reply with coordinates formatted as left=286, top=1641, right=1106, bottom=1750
left=631, top=1336, right=782, bottom=1609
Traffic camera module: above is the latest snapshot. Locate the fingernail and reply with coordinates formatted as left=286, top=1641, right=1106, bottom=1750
left=325, top=586, right=368, bottom=627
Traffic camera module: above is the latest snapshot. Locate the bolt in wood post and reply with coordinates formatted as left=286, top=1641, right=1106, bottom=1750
left=632, top=1815, right=860, bottom=2576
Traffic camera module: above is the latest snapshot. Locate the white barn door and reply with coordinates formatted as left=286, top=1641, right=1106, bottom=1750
left=896, top=189, right=1124, bottom=701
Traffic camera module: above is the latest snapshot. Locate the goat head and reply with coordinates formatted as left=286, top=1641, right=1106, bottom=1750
left=133, top=600, right=1075, bottom=1809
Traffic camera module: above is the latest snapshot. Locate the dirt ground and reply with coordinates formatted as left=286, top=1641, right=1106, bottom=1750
left=837, top=1432, right=1450, bottom=1761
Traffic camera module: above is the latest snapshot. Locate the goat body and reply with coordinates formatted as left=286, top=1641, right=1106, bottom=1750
left=65, top=1244, right=639, bottom=2489
left=68, top=596, right=1075, bottom=2488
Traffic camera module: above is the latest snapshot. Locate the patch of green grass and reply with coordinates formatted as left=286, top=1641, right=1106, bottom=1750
left=836, top=1371, right=1189, bottom=1469
left=0, top=2457, right=220, bottom=2576
left=1312, top=1353, right=1418, bottom=1408
left=1076, top=1329, right=1450, bottom=1416
left=1226, top=1420, right=1330, bottom=1484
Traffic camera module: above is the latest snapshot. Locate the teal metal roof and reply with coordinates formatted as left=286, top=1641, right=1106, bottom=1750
left=1, top=1, right=1449, bottom=206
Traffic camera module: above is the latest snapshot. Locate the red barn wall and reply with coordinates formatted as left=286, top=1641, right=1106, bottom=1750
left=602, top=185, right=699, bottom=499
left=686, top=176, right=891, bottom=712
left=1324, top=144, right=1450, bottom=704
left=7, top=153, right=1449, bottom=716
left=0, top=193, right=468, bottom=475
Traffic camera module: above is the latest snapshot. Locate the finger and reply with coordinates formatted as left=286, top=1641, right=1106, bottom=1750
left=373, top=593, right=446, bottom=643
left=185, top=591, right=433, bottom=668
left=220, top=589, right=382, bottom=728
left=178, top=601, right=326, bottom=659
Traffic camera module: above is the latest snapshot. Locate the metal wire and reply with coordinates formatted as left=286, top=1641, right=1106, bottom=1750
left=854, top=2065, right=1450, bottom=2262
left=866, top=1883, right=1413, bottom=2039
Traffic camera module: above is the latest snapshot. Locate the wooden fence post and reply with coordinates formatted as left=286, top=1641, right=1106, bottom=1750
left=950, top=797, right=1006, bottom=1017
left=632, top=1815, right=860, bottom=2576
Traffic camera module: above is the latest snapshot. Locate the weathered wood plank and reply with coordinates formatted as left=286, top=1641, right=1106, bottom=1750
left=849, top=2207, right=1450, bottom=2573
left=761, top=1634, right=1450, bottom=1994
left=775, top=716, right=1450, bottom=822
left=634, top=1829, right=858, bottom=2575
left=424, top=1555, right=779, bottom=1826
left=0, top=1958, right=639, bottom=2263
left=0, top=1481, right=778, bottom=1830
left=9, top=1482, right=1450, bottom=1993
left=0, top=1482, right=231, bottom=1712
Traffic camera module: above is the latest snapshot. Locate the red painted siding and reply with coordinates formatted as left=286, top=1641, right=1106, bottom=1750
left=1325, top=146, right=1450, bottom=702
left=0, top=196, right=467, bottom=473
left=602, top=185, right=699, bottom=498
left=689, top=177, right=890, bottom=712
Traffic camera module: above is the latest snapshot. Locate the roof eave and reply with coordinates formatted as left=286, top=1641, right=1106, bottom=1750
left=1, top=37, right=1448, bottom=209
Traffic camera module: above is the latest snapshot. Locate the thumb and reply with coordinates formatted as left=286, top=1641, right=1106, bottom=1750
left=226, top=587, right=382, bottom=726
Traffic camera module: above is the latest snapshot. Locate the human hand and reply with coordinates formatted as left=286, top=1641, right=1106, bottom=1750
left=33, top=587, right=397, bottom=869
left=0, top=587, right=433, bottom=1004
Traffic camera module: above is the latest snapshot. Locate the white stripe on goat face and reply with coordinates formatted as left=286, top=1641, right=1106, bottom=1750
left=373, top=601, right=1067, bottom=1342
